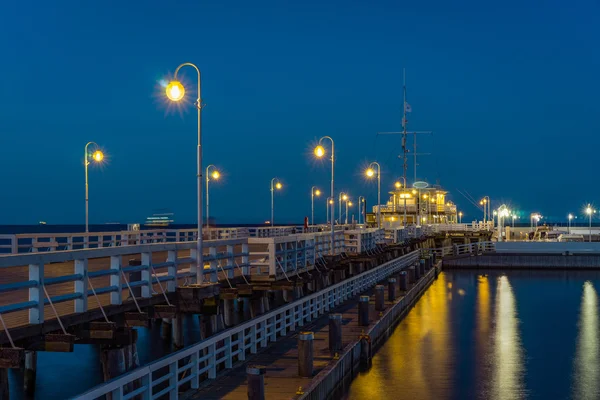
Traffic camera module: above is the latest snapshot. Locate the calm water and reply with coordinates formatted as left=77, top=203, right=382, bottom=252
left=345, top=270, right=600, bottom=400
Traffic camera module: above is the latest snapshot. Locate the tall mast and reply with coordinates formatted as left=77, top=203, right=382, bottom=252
left=402, top=68, right=408, bottom=188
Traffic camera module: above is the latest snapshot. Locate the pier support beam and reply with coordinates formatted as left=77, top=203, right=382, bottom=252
left=0, top=369, right=8, bottom=400
left=358, top=296, right=370, bottom=326
left=100, top=346, right=126, bottom=382
left=247, top=365, right=266, bottom=400
left=388, top=278, right=397, bottom=301
left=24, top=350, right=37, bottom=396
left=414, top=263, right=421, bottom=280
left=173, top=314, right=184, bottom=349
left=375, top=285, right=385, bottom=311
left=328, top=314, right=343, bottom=355
left=407, top=267, right=415, bottom=284
left=161, top=318, right=172, bottom=340
left=223, top=298, right=237, bottom=327
left=420, top=259, right=426, bottom=276
left=298, top=332, right=314, bottom=377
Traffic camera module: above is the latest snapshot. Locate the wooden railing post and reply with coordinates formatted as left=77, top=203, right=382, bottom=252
left=110, top=255, right=123, bottom=305
left=74, top=259, right=88, bottom=313
left=29, top=263, right=44, bottom=324
left=167, top=250, right=178, bottom=292
left=141, top=252, right=152, bottom=298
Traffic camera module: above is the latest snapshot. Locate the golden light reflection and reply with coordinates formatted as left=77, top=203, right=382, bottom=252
left=572, top=281, right=599, bottom=399
left=491, top=276, right=524, bottom=399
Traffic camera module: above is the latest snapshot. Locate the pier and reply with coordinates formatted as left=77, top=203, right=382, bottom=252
left=0, top=223, right=492, bottom=398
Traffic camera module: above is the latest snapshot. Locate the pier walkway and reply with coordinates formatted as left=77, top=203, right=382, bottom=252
left=186, top=266, right=428, bottom=399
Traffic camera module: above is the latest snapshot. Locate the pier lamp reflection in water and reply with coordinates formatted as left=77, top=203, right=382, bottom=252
left=572, top=281, right=600, bottom=399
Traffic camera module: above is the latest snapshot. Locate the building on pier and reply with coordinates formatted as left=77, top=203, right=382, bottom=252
left=366, top=182, right=457, bottom=227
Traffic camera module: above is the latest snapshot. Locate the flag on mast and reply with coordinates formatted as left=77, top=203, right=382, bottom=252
left=405, top=103, right=412, bottom=113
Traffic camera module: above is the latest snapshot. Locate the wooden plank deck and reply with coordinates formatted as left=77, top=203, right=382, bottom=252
left=187, top=276, right=421, bottom=400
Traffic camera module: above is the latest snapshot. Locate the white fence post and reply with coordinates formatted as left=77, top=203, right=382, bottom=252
left=141, top=252, right=152, bottom=298
left=110, top=255, right=123, bottom=305
left=29, top=263, right=44, bottom=324
left=74, top=258, right=88, bottom=313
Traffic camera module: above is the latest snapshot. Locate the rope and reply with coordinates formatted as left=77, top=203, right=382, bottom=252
left=87, top=278, right=111, bottom=323
left=121, top=271, right=143, bottom=314
left=42, top=286, right=67, bottom=335
left=216, top=261, right=233, bottom=289
left=234, top=260, right=250, bottom=285
left=0, top=313, right=16, bottom=348
left=276, top=259, right=292, bottom=282
left=149, top=265, right=172, bottom=307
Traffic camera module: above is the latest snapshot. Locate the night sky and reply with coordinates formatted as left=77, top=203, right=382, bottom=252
left=1, top=0, right=599, bottom=225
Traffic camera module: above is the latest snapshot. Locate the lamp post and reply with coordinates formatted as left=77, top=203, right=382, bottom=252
left=568, top=213, right=573, bottom=234
left=347, top=201, right=353, bottom=224
left=270, top=178, right=283, bottom=226
left=480, top=196, right=490, bottom=224
left=165, top=62, right=204, bottom=283
left=84, top=142, right=104, bottom=233
left=338, top=192, right=348, bottom=225
left=512, top=214, right=517, bottom=228
left=358, top=196, right=365, bottom=224
left=459, top=211, right=463, bottom=224
left=311, top=187, right=321, bottom=226
left=205, top=165, right=220, bottom=229
left=365, top=162, right=382, bottom=229
left=586, top=206, right=595, bottom=243
left=326, top=197, right=333, bottom=224
left=314, top=137, right=335, bottom=254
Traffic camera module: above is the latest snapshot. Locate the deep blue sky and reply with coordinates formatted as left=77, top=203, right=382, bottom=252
left=1, top=0, right=599, bottom=225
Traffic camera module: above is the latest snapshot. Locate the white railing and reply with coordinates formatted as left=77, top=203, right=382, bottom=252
left=425, top=241, right=496, bottom=258
left=74, top=250, right=420, bottom=400
left=429, top=222, right=494, bottom=233
left=495, top=242, right=600, bottom=253
left=248, top=235, right=316, bottom=281
left=344, top=229, right=385, bottom=254
left=0, top=239, right=248, bottom=325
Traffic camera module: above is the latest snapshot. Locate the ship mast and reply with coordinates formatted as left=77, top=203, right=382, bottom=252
left=402, top=69, right=408, bottom=190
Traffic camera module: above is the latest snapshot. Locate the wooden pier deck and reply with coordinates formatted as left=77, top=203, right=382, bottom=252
left=186, top=274, right=423, bottom=399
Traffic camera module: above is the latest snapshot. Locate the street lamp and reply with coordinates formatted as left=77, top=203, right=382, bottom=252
left=338, top=192, right=348, bottom=225
left=365, top=162, right=382, bottom=229
left=311, top=187, right=321, bottom=225
left=568, top=213, right=574, bottom=234
left=347, top=201, right=353, bottom=224
left=480, top=196, right=490, bottom=224
left=165, top=62, right=204, bottom=283
left=586, top=206, right=595, bottom=242
left=512, top=214, right=518, bottom=228
left=358, top=196, right=365, bottom=224
left=270, top=178, right=283, bottom=225
left=314, top=137, right=335, bottom=254
left=326, top=197, right=334, bottom=224
left=205, top=165, right=220, bottom=229
left=84, top=142, right=104, bottom=233
left=458, top=211, right=463, bottom=224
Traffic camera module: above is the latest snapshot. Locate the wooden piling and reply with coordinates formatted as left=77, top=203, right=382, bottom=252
left=161, top=318, right=172, bottom=339
left=414, top=263, right=421, bottom=280
left=173, top=314, right=184, bottom=348
left=328, top=314, right=343, bottom=355
left=375, top=285, right=385, bottom=311
left=247, top=365, right=266, bottom=400
left=358, top=296, right=370, bottom=326
left=388, top=278, right=397, bottom=301
left=24, top=350, right=36, bottom=395
left=298, top=332, right=314, bottom=377
left=0, top=368, right=8, bottom=400
left=399, top=271, right=408, bottom=291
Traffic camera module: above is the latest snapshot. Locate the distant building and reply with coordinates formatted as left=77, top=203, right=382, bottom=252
left=366, top=183, right=457, bottom=227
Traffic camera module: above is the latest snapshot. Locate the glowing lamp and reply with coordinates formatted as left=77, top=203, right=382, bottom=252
left=275, top=182, right=282, bottom=190
left=314, top=145, right=325, bottom=158
left=315, top=189, right=321, bottom=196
left=211, top=170, right=220, bottom=180
left=395, top=182, right=401, bottom=189
left=92, top=150, right=104, bottom=162
left=365, top=168, right=375, bottom=177
left=166, top=81, right=185, bottom=101
left=342, top=194, right=348, bottom=201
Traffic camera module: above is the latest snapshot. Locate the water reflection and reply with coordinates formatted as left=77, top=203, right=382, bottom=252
left=345, top=273, right=452, bottom=399
left=490, top=275, right=525, bottom=400
left=572, top=281, right=600, bottom=399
